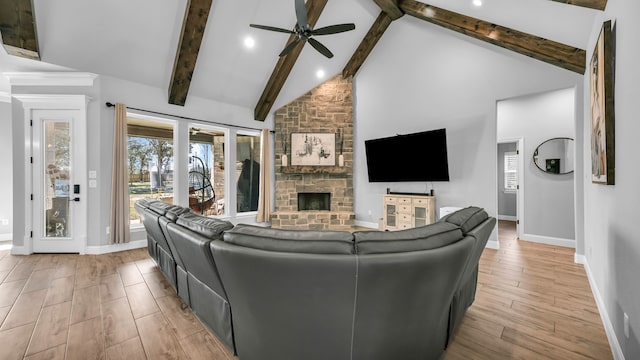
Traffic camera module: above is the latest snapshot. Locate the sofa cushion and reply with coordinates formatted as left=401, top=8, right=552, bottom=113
left=223, top=224, right=355, bottom=255
left=148, top=200, right=176, bottom=216
left=354, top=222, right=462, bottom=255
left=176, top=212, right=234, bottom=239
left=135, top=198, right=155, bottom=208
left=165, top=206, right=190, bottom=222
left=441, top=207, right=488, bottom=234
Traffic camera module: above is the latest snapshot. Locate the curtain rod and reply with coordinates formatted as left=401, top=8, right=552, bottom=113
left=105, top=102, right=274, bottom=133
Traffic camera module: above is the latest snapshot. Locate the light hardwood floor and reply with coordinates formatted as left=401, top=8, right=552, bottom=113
left=0, top=221, right=611, bottom=359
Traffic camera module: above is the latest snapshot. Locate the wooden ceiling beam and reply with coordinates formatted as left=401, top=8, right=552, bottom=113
left=0, top=0, right=39, bottom=60
left=373, top=0, right=404, bottom=20
left=168, top=0, right=213, bottom=106
left=547, top=0, right=607, bottom=11
left=254, top=0, right=328, bottom=121
left=399, top=0, right=586, bottom=74
left=343, top=12, right=393, bottom=78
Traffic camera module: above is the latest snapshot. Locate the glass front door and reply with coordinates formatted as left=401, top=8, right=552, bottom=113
left=31, top=108, right=86, bottom=253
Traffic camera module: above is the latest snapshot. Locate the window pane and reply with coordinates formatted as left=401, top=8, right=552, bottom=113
left=128, top=117, right=174, bottom=225
left=236, top=134, right=261, bottom=212
left=504, top=151, right=518, bottom=192
left=189, top=127, right=225, bottom=216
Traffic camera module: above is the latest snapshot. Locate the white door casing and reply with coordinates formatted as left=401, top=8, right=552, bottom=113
left=15, top=94, right=89, bottom=254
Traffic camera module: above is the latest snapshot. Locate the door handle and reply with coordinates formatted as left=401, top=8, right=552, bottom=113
left=69, top=197, right=80, bottom=202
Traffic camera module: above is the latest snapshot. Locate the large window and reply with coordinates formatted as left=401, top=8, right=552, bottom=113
left=236, top=133, right=261, bottom=213
left=189, top=126, right=225, bottom=216
left=128, top=117, right=174, bottom=224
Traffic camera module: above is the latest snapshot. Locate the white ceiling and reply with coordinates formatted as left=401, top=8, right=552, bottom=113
left=1, top=0, right=597, bottom=112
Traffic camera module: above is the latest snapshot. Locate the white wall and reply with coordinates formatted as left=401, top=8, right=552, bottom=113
left=497, top=142, right=517, bottom=218
left=0, top=101, right=13, bottom=240
left=498, top=88, right=576, bottom=242
left=583, top=1, right=640, bottom=358
left=353, top=15, right=582, bottom=245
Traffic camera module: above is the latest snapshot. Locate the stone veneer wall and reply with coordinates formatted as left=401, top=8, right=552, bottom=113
left=272, top=75, right=354, bottom=230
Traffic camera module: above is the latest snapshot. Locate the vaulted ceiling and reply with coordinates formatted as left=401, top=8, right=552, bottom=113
left=1, top=0, right=602, bottom=120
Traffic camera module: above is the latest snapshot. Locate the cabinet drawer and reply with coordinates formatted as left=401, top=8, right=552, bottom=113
left=413, top=198, right=431, bottom=206
left=398, top=221, right=412, bottom=229
left=398, top=205, right=412, bottom=214
left=384, top=196, right=398, bottom=204
left=398, top=197, right=411, bottom=205
left=398, top=213, right=412, bottom=222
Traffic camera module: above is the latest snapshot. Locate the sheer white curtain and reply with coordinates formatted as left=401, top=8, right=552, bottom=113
left=110, top=103, right=130, bottom=244
left=256, top=129, right=272, bottom=222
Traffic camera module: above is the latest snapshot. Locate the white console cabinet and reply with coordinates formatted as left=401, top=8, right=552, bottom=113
left=382, top=194, right=435, bottom=231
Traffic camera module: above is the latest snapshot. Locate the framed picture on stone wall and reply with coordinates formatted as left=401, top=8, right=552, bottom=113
left=291, top=133, right=336, bottom=166
left=590, top=20, right=615, bottom=185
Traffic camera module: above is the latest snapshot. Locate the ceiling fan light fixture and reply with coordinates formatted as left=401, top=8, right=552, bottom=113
left=244, top=37, right=255, bottom=49
left=473, top=0, right=483, bottom=6
left=316, top=69, right=325, bottom=78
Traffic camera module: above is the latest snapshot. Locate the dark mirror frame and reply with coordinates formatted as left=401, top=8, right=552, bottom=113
left=533, top=137, right=575, bottom=175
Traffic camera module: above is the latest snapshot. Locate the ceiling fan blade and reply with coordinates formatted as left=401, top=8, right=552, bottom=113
left=308, top=38, right=333, bottom=58
left=250, top=24, right=295, bottom=34
left=295, top=0, right=309, bottom=30
left=279, top=37, right=304, bottom=57
left=311, top=23, right=356, bottom=36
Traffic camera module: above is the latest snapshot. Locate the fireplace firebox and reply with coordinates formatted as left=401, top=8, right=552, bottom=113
left=298, top=192, right=331, bottom=211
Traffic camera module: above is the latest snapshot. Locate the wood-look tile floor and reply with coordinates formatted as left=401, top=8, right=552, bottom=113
left=444, top=221, right=612, bottom=359
left=0, top=221, right=612, bottom=359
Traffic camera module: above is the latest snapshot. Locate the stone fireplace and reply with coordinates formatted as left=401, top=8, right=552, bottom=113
left=270, top=75, right=355, bottom=230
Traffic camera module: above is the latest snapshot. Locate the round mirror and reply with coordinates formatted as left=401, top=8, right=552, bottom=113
left=533, top=137, right=574, bottom=174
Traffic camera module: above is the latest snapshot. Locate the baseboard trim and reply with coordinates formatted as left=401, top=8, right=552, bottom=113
left=485, top=240, right=499, bottom=250
left=0, top=233, right=12, bottom=241
left=574, top=253, right=586, bottom=264
left=11, top=245, right=30, bottom=255
left=354, top=220, right=379, bottom=229
left=85, top=239, right=147, bottom=255
left=583, top=259, right=625, bottom=360
left=497, top=215, right=517, bottom=221
left=520, top=233, right=575, bottom=248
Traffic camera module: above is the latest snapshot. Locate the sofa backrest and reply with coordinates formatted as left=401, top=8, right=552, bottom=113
left=439, top=206, right=488, bottom=234
left=138, top=200, right=181, bottom=256
left=353, top=222, right=462, bottom=255
left=165, top=213, right=234, bottom=297
left=158, top=206, right=192, bottom=269
left=223, top=223, right=355, bottom=254
left=352, top=236, right=475, bottom=360
left=211, top=226, right=357, bottom=360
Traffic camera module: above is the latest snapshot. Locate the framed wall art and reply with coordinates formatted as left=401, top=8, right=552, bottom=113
left=291, top=133, right=336, bottom=166
left=590, top=20, right=615, bottom=185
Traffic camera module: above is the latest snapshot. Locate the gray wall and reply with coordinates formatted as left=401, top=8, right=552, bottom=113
left=0, top=101, right=12, bottom=240
left=583, top=1, right=640, bottom=357
left=352, top=15, right=582, bottom=246
left=497, top=142, right=517, bottom=218
left=497, top=88, right=576, bottom=241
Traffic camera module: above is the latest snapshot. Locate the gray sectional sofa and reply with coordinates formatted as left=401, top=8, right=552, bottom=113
left=134, top=199, right=496, bottom=360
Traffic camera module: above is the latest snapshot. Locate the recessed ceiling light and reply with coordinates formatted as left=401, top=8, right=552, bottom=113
left=473, top=0, right=482, bottom=6
left=244, top=37, right=255, bottom=49
left=316, top=69, right=325, bottom=79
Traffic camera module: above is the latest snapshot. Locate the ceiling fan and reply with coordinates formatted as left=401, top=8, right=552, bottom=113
left=250, top=0, right=355, bottom=58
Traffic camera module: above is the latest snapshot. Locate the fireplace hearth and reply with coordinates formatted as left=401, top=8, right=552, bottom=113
left=298, top=192, right=331, bottom=211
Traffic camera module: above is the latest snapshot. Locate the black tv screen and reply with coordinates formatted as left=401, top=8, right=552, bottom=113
left=365, top=128, right=450, bottom=182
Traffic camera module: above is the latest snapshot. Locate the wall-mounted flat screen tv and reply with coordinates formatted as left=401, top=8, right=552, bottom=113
left=365, top=128, right=450, bottom=182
